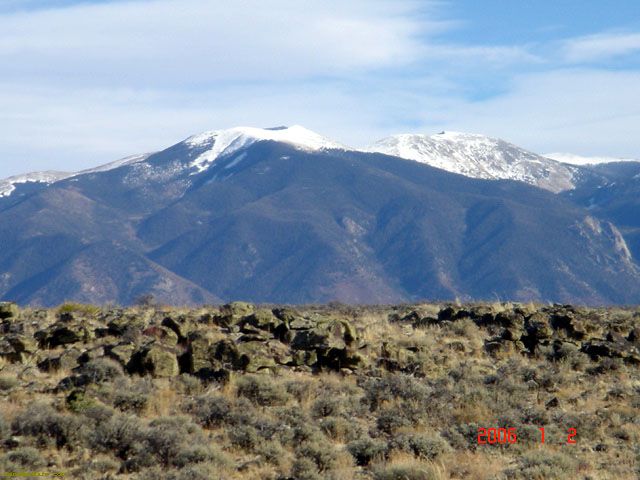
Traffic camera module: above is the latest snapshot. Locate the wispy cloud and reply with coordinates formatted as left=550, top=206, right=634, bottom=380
left=0, top=1, right=639, bottom=177
left=563, top=32, right=640, bottom=62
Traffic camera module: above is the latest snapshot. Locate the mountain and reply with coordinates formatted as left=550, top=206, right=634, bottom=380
left=564, top=160, right=640, bottom=263
left=0, top=171, right=72, bottom=198
left=1, top=125, right=639, bottom=306
left=545, top=152, right=639, bottom=166
left=366, top=131, right=579, bottom=193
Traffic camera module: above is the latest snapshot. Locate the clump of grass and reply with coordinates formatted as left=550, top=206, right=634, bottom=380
left=57, top=302, right=101, bottom=316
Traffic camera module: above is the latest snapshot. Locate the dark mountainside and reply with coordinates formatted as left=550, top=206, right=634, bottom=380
left=1, top=137, right=640, bottom=306
left=564, top=161, right=640, bottom=262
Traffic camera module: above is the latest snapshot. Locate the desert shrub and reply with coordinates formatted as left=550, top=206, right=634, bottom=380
left=82, top=454, right=120, bottom=474
left=442, top=422, right=480, bottom=451
left=163, top=464, right=228, bottom=480
left=361, top=374, right=431, bottom=411
left=285, top=378, right=315, bottom=403
left=319, top=416, right=363, bottom=441
left=506, top=451, right=579, bottom=479
left=184, top=395, right=233, bottom=428
left=0, top=415, right=10, bottom=442
left=255, top=438, right=287, bottom=465
left=173, top=373, right=203, bottom=395
left=587, top=357, right=622, bottom=375
left=57, top=302, right=101, bottom=316
left=113, top=390, right=149, bottom=413
left=236, top=375, right=290, bottom=406
left=80, top=403, right=115, bottom=425
left=229, top=424, right=260, bottom=450
left=12, top=403, right=85, bottom=449
left=145, top=416, right=207, bottom=467
left=0, top=376, right=18, bottom=391
left=296, top=436, right=338, bottom=472
left=391, top=433, right=451, bottom=460
left=91, top=413, right=147, bottom=460
left=66, top=389, right=98, bottom=413
left=376, top=408, right=412, bottom=434
left=348, top=437, right=388, bottom=466
left=291, top=457, right=322, bottom=480
left=1, top=447, right=46, bottom=470
left=373, top=462, right=439, bottom=480
left=311, top=395, right=344, bottom=418
left=80, top=357, right=124, bottom=384
left=172, top=443, right=225, bottom=468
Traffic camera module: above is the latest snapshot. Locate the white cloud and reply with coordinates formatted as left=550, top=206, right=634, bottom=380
left=1, top=1, right=639, bottom=178
left=563, top=32, right=640, bottom=62
left=0, top=0, right=431, bottom=86
left=412, top=69, right=640, bottom=158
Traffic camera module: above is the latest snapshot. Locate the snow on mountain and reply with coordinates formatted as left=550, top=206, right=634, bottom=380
left=544, top=152, right=639, bottom=166
left=0, top=154, right=152, bottom=198
left=0, top=171, right=72, bottom=198
left=366, top=131, right=578, bottom=193
left=76, top=153, right=152, bottom=175
left=185, top=125, right=346, bottom=173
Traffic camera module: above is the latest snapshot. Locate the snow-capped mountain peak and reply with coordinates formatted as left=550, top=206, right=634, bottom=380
left=185, top=125, right=346, bottom=173
left=0, top=171, right=72, bottom=198
left=367, top=131, right=577, bottom=193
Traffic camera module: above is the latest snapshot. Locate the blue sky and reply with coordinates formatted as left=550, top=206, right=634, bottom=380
left=1, top=0, right=640, bottom=177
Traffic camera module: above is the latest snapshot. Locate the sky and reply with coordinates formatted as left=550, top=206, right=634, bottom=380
left=1, top=0, right=640, bottom=177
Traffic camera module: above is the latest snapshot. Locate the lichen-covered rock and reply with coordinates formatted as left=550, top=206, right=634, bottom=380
left=292, top=319, right=357, bottom=351
left=105, top=343, right=136, bottom=367
left=105, top=311, right=150, bottom=336
left=35, top=322, right=94, bottom=348
left=217, top=302, right=255, bottom=328
left=142, top=326, right=179, bottom=346
left=0, top=302, right=19, bottom=320
left=131, top=344, right=180, bottom=377
left=38, top=348, right=82, bottom=372
left=0, top=334, right=38, bottom=363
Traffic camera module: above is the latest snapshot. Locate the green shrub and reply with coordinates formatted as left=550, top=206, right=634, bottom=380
left=57, top=303, right=101, bottom=316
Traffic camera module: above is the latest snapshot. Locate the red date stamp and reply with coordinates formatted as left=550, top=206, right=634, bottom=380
left=477, top=427, right=577, bottom=444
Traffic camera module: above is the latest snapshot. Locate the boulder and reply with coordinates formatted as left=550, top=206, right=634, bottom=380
left=38, top=348, right=82, bottom=372
left=0, top=334, right=38, bottom=363
left=0, top=302, right=19, bottom=320
left=138, top=344, right=180, bottom=377
left=291, top=319, right=357, bottom=351
left=35, top=322, right=93, bottom=348
left=217, top=302, right=254, bottom=328
left=141, top=326, right=179, bottom=346
left=106, top=311, right=150, bottom=336
left=105, top=343, right=136, bottom=367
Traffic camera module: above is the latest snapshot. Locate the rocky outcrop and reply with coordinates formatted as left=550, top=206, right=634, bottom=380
left=0, top=303, right=637, bottom=386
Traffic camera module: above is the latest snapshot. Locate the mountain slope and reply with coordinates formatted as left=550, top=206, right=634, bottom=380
left=545, top=152, right=638, bottom=166
left=1, top=126, right=639, bottom=306
left=367, top=131, right=578, bottom=193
